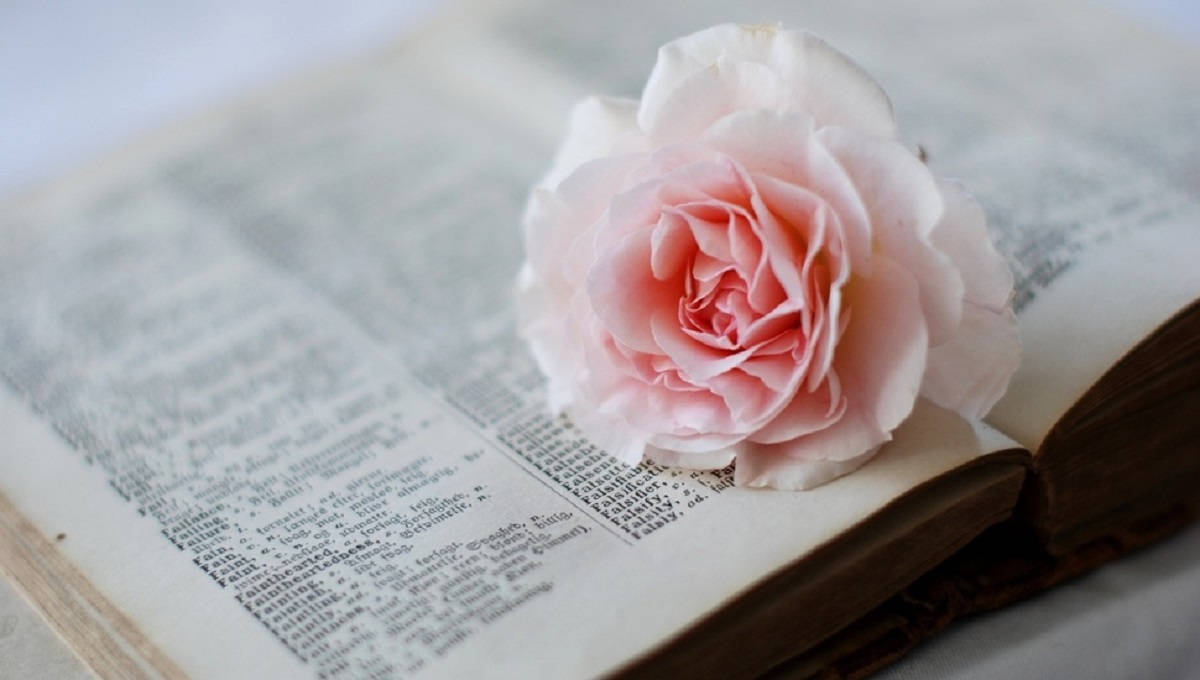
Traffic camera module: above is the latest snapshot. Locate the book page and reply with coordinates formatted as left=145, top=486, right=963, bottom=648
left=0, top=5, right=1021, bottom=679
left=5, top=0, right=1190, bottom=676
left=469, top=0, right=1200, bottom=449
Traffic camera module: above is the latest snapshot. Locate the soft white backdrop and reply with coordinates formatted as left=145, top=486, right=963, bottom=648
left=2, top=0, right=1197, bottom=196
left=0, top=1, right=1198, bottom=679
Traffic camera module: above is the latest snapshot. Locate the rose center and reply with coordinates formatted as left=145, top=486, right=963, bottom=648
left=680, top=264, right=753, bottom=349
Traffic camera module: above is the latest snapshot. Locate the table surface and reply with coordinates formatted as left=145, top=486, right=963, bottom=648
left=1, top=1, right=1198, bottom=679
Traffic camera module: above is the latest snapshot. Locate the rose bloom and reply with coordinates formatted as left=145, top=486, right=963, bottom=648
left=516, top=24, right=1020, bottom=489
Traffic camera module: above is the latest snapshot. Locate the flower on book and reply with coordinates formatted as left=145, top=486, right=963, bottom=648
left=516, top=24, right=1020, bottom=489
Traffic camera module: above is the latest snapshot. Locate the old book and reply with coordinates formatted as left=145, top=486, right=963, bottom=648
left=0, top=0, right=1197, bottom=678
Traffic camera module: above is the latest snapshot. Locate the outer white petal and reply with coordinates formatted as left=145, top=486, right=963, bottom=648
left=734, top=442, right=880, bottom=490
left=930, top=180, right=1015, bottom=311
left=920, top=180, right=1020, bottom=419
left=921, top=303, right=1020, bottom=420
left=818, top=125, right=964, bottom=345
left=639, top=24, right=896, bottom=141
left=566, top=403, right=649, bottom=466
left=701, top=110, right=872, bottom=271
left=835, top=255, right=930, bottom=437
left=540, top=96, right=647, bottom=190
left=521, top=186, right=575, bottom=290
left=515, top=264, right=574, bottom=414
left=649, top=430, right=750, bottom=454
left=641, top=59, right=788, bottom=145
left=646, top=445, right=736, bottom=470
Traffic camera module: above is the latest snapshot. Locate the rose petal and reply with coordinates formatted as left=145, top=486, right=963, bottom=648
left=648, top=430, right=749, bottom=454
left=639, top=24, right=897, bottom=140
left=727, top=209, right=764, bottom=277
left=650, top=212, right=697, bottom=280
left=738, top=301, right=800, bottom=348
left=738, top=351, right=801, bottom=393
left=651, top=308, right=759, bottom=381
left=588, top=230, right=683, bottom=354
left=555, top=153, right=652, bottom=289
left=516, top=265, right=574, bottom=412
left=643, top=59, right=787, bottom=145
left=540, top=96, right=647, bottom=190
left=602, top=160, right=744, bottom=254
left=836, top=255, right=930, bottom=435
left=921, top=302, right=1021, bottom=420
left=747, top=376, right=848, bottom=444
left=707, top=369, right=773, bottom=423
left=701, top=110, right=872, bottom=273
left=557, top=153, right=649, bottom=226
left=566, top=404, right=648, bottom=465
left=818, top=125, right=964, bottom=345
left=645, top=445, right=736, bottom=470
left=734, top=425, right=883, bottom=489
left=931, top=179, right=1014, bottom=311
left=522, top=187, right=576, bottom=294
left=582, top=332, right=735, bottom=438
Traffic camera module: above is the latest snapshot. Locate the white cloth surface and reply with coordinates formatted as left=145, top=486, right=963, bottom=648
left=0, top=1, right=1197, bottom=679
left=881, top=522, right=1200, bottom=680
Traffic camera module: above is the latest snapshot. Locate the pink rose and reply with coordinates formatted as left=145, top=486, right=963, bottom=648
left=516, top=24, right=1020, bottom=489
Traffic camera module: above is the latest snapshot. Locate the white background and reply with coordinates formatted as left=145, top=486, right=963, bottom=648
left=1, top=1, right=1198, bottom=679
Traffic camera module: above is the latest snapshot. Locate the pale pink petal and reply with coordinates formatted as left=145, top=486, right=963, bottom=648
left=738, top=301, right=799, bottom=348
left=639, top=24, right=896, bottom=139
left=651, top=309, right=758, bottom=381
left=836, top=255, right=930, bottom=435
left=921, top=302, right=1021, bottom=420
left=566, top=404, right=648, bottom=465
left=556, top=153, right=648, bottom=226
left=646, top=445, right=736, bottom=470
left=931, top=180, right=1014, bottom=311
left=729, top=431, right=883, bottom=489
left=643, top=59, right=787, bottom=144
left=515, top=264, right=574, bottom=413
left=745, top=239, right=786, bottom=314
left=818, top=125, right=964, bottom=345
left=747, top=378, right=848, bottom=444
left=735, top=165, right=809, bottom=309
left=752, top=175, right=854, bottom=292
left=756, top=333, right=798, bottom=356
left=706, top=369, right=773, bottom=423
left=691, top=250, right=735, bottom=282
left=540, top=96, right=647, bottom=190
left=719, top=289, right=758, bottom=337
left=738, top=352, right=801, bottom=393
left=588, top=230, right=682, bottom=354
left=633, top=386, right=731, bottom=434
left=650, top=212, right=697, bottom=280
left=580, top=330, right=734, bottom=438
left=673, top=205, right=734, bottom=262
left=727, top=210, right=763, bottom=276
left=522, top=187, right=576, bottom=293
left=648, top=429, right=749, bottom=453
left=601, top=161, right=743, bottom=254
left=555, top=153, right=651, bottom=289
left=701, top=110, right=872, bottom=272
left=626, top=143, right=723, bottom=187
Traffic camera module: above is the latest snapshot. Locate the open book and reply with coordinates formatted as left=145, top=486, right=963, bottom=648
left=1, top=0, right=1197, bottom=677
